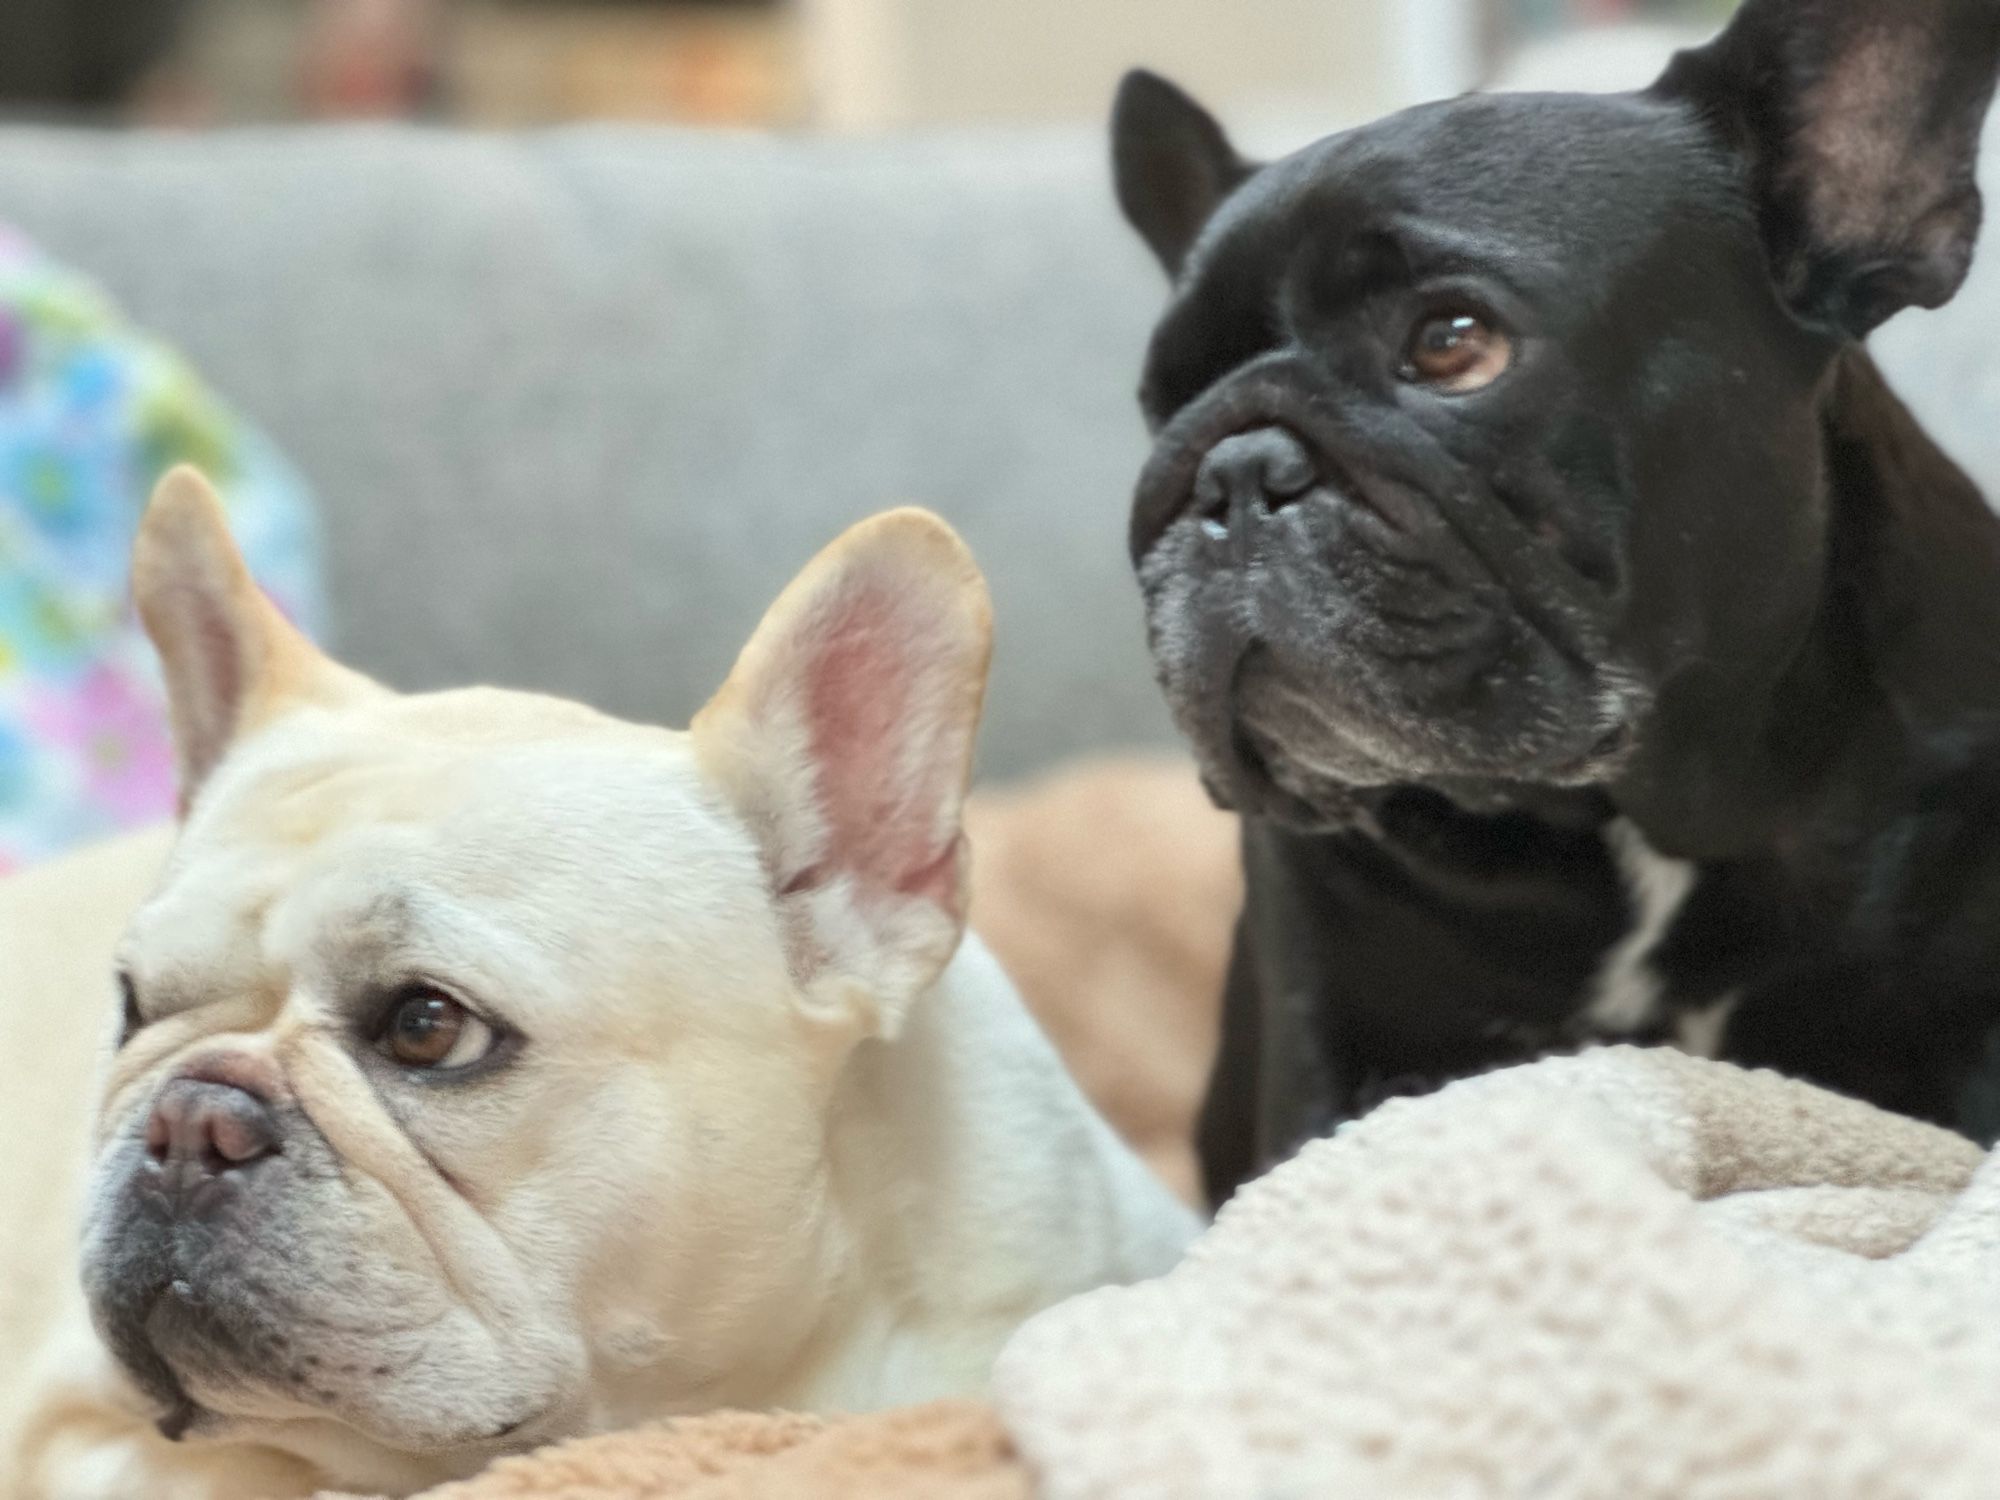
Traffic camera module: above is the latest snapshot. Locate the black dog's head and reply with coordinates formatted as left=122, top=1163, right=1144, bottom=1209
left=1115, top=0, right=2000, bottom=833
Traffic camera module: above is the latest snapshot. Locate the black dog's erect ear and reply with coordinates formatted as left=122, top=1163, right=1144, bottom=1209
left=1656, top=0, right=2000, bottom=338
left=1112, top=70, right=1256, bottom=278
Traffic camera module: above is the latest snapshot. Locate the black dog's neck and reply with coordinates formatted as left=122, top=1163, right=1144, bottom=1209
left=1610, top=348, right=2000, bottom=863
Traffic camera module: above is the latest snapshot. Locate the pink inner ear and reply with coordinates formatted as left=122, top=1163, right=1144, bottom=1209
left=800, top=580, right=965, bottom=918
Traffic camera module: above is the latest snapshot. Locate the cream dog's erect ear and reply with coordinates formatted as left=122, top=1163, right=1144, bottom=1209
left=693, top=508, right=993, bottom=1036
left=133, top=465, right=378, bottom=811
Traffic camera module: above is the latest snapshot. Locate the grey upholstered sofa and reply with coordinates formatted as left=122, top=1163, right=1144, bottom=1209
left=2, top=115, right=1998, bottom=780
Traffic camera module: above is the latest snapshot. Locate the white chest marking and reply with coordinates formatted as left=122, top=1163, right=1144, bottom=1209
left=1583, top=818, right=1696, bottom=1034
left=1674, top=990, right=1743, bottom=1059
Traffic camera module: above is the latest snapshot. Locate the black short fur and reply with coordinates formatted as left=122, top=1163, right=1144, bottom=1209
left=1112, top=0, right=2000, bottom=1204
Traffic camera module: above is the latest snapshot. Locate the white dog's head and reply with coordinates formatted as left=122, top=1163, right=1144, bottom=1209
left=80, top=469, right=990, bottom=1483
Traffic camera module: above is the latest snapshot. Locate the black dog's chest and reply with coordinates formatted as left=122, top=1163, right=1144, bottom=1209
left=1227, top=794, right=2000, bottom=1185
left=1269, top=806, right=1632, bottom=1061
left=1231, top=799, right=1640, bottom=1146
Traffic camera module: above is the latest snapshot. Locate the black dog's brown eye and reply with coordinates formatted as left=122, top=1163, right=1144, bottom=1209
left=1404, top=312, right=1511, bottom=393
left=380, top=988, right=495, bottom=1070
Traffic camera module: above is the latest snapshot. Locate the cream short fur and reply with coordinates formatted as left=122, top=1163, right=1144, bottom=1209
left=0, top=470, right=1198, bottom=1499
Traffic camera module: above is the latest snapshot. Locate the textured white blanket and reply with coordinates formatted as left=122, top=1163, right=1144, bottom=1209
left=994, top=1047, right=2000, bottom=1499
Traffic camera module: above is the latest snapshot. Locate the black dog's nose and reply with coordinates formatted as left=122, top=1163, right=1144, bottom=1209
left=1192, top=427, right=1317, bottom=529
left=145, top=1078, right=280, bottom=1176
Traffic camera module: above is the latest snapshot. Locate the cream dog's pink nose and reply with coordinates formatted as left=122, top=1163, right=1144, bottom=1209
left=144, top=1079, right=280, bottom=1175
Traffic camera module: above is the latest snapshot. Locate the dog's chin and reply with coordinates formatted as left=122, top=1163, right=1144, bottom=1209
left=1135, top=461, right=1643, bottom=831
left=1154, top=617, right=1642, bottom=830
left=101, top=1276, right=564, bottom=1455
left=82, top=1129, right=578, bottom=1458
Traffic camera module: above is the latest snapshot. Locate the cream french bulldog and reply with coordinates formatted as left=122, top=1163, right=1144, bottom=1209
left=1, top=468, right=1199, bottom=1499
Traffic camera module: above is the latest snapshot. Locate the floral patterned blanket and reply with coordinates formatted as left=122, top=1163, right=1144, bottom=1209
left=0, top=226, right=323, bottom=873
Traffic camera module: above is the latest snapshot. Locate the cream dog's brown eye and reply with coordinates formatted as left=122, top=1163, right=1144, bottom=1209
left=1404, top=312, right=1511, bottom=393
left=381, top=988, right=495, bottom=1070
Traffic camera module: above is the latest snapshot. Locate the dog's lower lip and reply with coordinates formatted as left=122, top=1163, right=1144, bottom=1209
left=1215, top=660, right=1357, bottom=831
left=1212, top=648, right=1288, bottom=816
left=121, top=1283, right=207, bottom=1440
left=156, top=1396, right=204, bottom=1442
left=473, top=1402, right=552, bottom=1445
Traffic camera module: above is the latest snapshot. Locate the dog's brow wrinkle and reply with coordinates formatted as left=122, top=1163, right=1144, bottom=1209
left=357, top=888, right=417, bottom=927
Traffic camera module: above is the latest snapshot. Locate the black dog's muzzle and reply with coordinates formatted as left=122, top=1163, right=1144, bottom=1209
left=1129, top=350, right=1623, bottom=673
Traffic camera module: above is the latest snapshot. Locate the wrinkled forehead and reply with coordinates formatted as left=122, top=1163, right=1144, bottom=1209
left=1195, top=90, right=1747, bottom=302
left=122, top=697, right=772, bottom=1001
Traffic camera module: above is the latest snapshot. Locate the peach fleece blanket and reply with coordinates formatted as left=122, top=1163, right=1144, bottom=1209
left=321, top=1403, right=1026, bottom=1500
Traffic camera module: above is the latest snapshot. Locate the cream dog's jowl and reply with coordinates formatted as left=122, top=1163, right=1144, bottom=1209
left=1, top=469, right=1198, bottom=1499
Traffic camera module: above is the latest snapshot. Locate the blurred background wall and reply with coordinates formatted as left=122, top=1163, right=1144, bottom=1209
left=0, top=0, right=1755, bottom=867
left=0, top=0, right=1742, bottom=131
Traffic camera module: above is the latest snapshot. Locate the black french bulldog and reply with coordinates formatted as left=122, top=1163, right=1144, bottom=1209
left=1112, top=0, right=2000, bottom=1205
